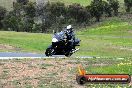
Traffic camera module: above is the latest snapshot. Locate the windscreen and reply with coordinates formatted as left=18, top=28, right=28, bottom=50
left=53, top=31, right=65, bottom=41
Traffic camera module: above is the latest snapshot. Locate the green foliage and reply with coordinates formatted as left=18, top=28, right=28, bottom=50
left=40, top=2, right=67, bottom=32
left=87, top=0, right=118, bottom=22
left=24, top=2, right=36, bottom=18
left=68, top=3, right=90, bottom=23
left=102, top=1, right=112, bottom=17
left=88, top=0, right=104, bottom=22
left=49, top=2, right=66, bottom=17
left=2, top=2, right=35, bottom=32
left=0, top=0, right=128, bottom=33
left=0, top=6, right=7, bottom=29
left=0, top=6, right=7, bottom=21
left=2, top=11, right=21, bottom=32
left=23, top=16, right=34, bottom=32
left=108, top=0, right=119, bottom=16
left=124, top=0, right=132, bottom=12
left=32, top=23, right=42, bottom=33
left=12, top=2, right=24, bottom=19
left=16, top=0, right=29, bottom=5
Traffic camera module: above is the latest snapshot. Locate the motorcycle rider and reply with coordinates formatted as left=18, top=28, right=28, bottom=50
left=52, top=25, right=75, bottom=50
left=64, top=25, right=76, bottom=50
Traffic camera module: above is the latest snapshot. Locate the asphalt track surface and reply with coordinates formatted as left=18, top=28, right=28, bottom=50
left=0, top=52, right=93, bottom=59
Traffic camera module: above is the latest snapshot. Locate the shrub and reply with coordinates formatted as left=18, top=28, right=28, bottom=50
left=2, top=11, right=21, bottom=32
left=88, top=0, right=104, bottom=22
left=67, top=3, right=90, bottom=23
left=102, top=1, right=112, bottom=17
left=108, top=0, right=119, bottom=16
left=49, top=2, right=66, bottom=17
left=24, top=2, right=36, bottom=18
left=124, top=0, right=132, bottom=12
left=0, top=6, right=7, bottom=29
left=16, top=0, right=29, bottom=5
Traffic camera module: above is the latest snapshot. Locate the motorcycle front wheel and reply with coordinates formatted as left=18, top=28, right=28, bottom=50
left=65, top=52, right=73, bottom=57
left=45, top=48, right=55, bottom=56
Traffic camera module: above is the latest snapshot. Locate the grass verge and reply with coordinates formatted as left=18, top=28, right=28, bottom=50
left=0, top=17, right=132, bottom=58
left=0, top=58, right=131, bottom=87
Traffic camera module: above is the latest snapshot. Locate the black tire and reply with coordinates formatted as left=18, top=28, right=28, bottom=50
left=65, top=52, right=72, bottom=57
left=45, top=48, right=54, bottom=56
left=76, top=76, right=87, bottom=85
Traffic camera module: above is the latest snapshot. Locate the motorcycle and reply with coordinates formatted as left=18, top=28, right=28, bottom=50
left=45, top=31, right=80, bottom=57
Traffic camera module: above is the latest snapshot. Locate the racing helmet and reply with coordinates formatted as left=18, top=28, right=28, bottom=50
left=66, top=25, right=73, bottom=33
left=66, top=25, right=73, bottom=30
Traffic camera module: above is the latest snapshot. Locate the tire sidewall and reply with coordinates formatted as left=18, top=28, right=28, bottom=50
left=45, top=48, right=54, bottom=56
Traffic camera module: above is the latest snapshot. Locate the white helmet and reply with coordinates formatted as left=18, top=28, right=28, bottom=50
left=66, top=25, right=73, bottom=30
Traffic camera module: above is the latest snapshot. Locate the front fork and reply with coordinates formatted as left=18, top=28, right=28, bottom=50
left=72, top=48, right=80, bottom=53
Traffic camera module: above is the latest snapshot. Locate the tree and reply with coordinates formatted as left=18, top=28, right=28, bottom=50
left=102, top=1, right=112, bottom=17
left=77, top=7, right=90, bottom=23
left=68, top=3, right=90, bottom=23
left=24, top=2, right=36, bottom=18
left=32, top=23, right=42, bottom=33
left=40, top=2, right=55, bottom=33
left=2, top=11, right=21, bottom=32
left=16, top=0, right=29, bottom=5
left=9, top=2, right=24, bottom=32
left=124, top=0, right=132, bottom=12
left=23, top=16, right=34, bottom=32
left=13, top=2, right=24, bottom=17
left=38, top=2, right=66, bottom=33
left=88, top=0, right=104, bottom=22
left=0, top=6, right=7, bottom=29
left=68, top=4, right=82, bottom=20
left=108, top=0, right=119, bottom=16
left=12, top=1, right=35, bottom=32
left=49, top=2, right=66, bottom=17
